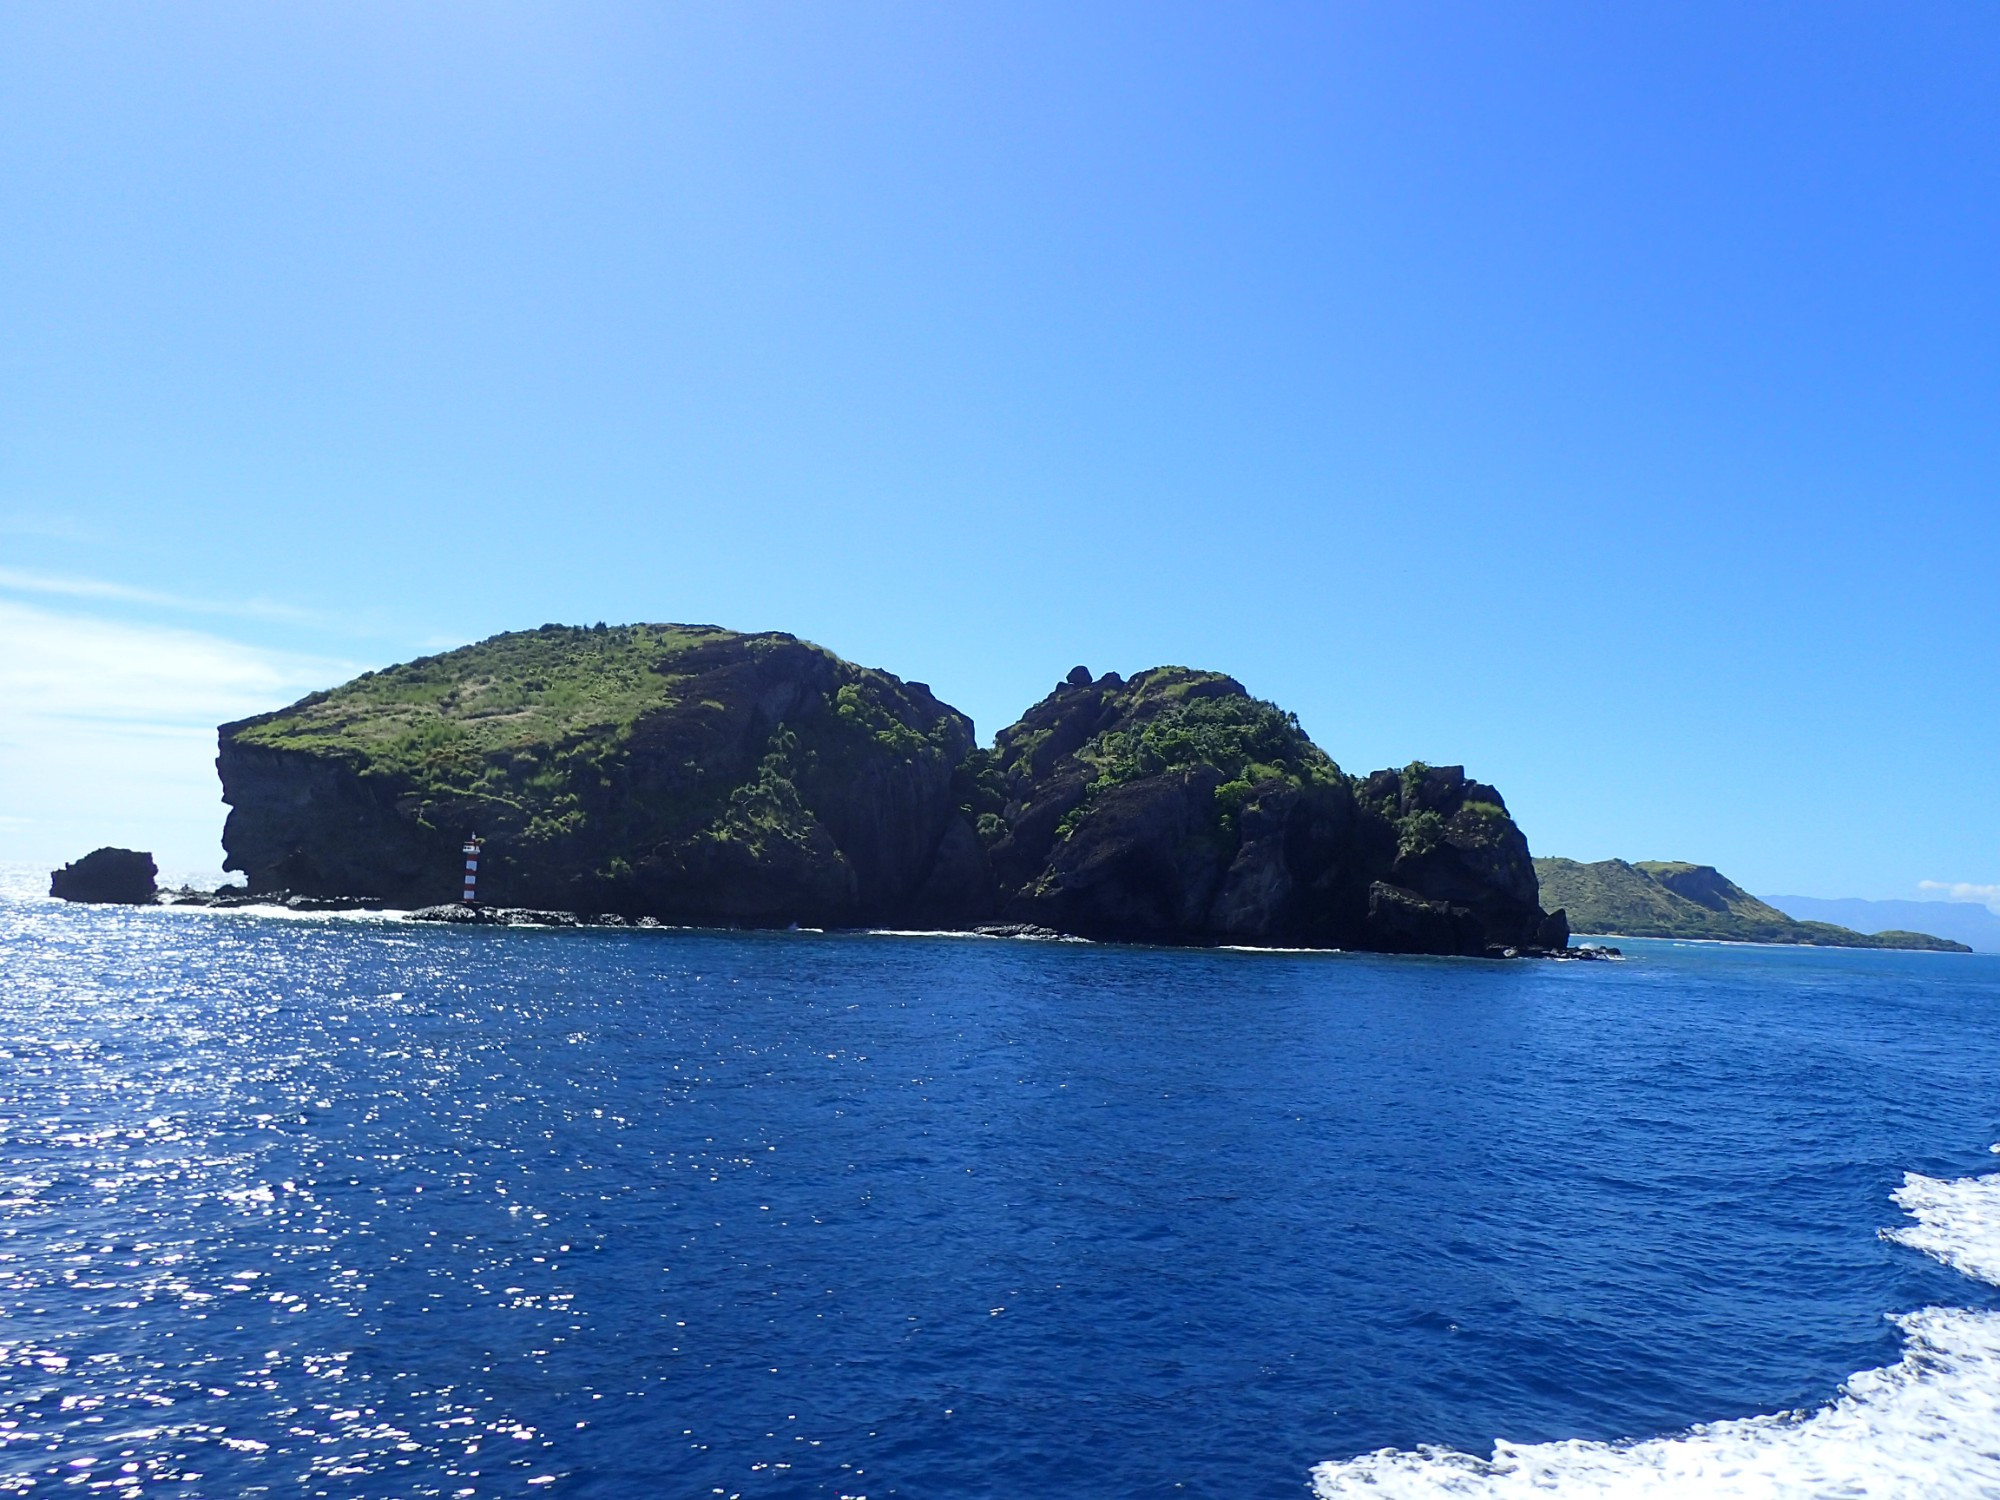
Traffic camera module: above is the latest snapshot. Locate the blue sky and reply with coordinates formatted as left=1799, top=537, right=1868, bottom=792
left=1, top=3, right=1995, bottom=902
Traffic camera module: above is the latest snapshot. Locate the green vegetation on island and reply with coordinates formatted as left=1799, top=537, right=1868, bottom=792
left=955, top=665, right=1561, bottom=951
left=213, top=627, right=1569, bottom=954
left=221, top=624, right=975, bottom=922
left=1534, top=858, right=1970, bottom=951
left=230, top=623, right=963, bottom=838
left=957, top=668, right=1346, bottom=844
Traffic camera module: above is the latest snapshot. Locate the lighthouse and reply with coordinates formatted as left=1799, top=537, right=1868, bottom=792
left=461, top=834, right=484, bottom=905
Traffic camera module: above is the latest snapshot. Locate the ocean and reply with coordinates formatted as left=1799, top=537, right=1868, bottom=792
left=2, top=885, right=1997, bottom=1497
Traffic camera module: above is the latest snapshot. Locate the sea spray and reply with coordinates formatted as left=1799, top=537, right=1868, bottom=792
left=1311, top=1165, right=2000, bottom=1498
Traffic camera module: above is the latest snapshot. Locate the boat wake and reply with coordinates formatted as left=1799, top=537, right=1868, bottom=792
left=1311, top=1163, right=2000, bottom=1497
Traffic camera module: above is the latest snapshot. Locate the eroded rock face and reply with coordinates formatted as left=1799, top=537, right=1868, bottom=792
left=218, top=626, right=976, bottom=927
left=1352, top=762, right=1546, bottom=954
left=956, top=669, right=1559, bottom=955
left=210, top=628, right=1562, bottom=954
left=50, top=848, right=157, bottom=905
left=1363, top=881, right=1485, bottom=956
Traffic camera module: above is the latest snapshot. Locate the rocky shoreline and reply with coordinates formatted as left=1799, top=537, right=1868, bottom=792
left=107, top=873, right=1620, bottom=958
left=54, top=622, right=1597, bottom=960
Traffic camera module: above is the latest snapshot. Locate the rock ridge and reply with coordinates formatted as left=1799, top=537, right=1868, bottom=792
left=192, top=626, right=1571, bottom=957
left=954, top=666, right=1563, bottom=955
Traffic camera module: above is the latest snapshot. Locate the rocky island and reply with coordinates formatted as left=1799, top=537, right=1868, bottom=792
left=49, top=847, right=158, bottom=905
left=958, top=665, right=1564, bottom=953
left=198, top=623, right=1572, bottom=957
left=218, top=624, right=976, bottom=927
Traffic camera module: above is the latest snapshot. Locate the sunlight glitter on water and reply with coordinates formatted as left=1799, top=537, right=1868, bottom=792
left=6, top=889, right=2000, bottom=1496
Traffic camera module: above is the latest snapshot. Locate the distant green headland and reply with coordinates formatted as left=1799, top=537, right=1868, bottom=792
left=210, top=622, right=1572, bottom=957
left=1534, top=858, right=1970, bottom=952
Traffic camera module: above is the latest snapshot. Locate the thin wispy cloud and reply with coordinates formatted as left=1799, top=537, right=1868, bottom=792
left=0, top=597, right=349, bottom=729
left=0, top=565, right=319, bottom=625
left=0, top=512, right=103, bottom=542
left=0, top=598, right=354, bottom=869
left=1918, top=881, right=2000, bottom=912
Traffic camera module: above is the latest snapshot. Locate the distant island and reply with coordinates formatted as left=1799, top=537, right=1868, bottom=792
left=201, top=623, right=1574, bottom=957
left=1535, top=858, right=1971, bottom=952
left=1766, top=894, right=2000, bottom=954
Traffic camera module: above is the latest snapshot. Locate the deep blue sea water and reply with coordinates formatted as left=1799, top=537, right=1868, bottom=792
left=3, top=889, right=1998, bottom=1497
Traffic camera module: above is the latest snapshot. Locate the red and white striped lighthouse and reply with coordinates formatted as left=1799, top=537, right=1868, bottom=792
left=461, top=834, right=483, bottom=905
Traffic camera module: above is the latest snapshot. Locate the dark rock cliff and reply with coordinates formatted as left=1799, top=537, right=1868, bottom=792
left=50, top=847, right=158, bottom=905
left=214, top=629, right=1559, bottom=955
left=953, top=668, right=1558, bottom=955
left=218, top=625, right=977, bottom=926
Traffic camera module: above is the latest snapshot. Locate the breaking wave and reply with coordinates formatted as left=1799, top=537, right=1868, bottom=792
left=1311, top=1164, right=2000, bottom=1497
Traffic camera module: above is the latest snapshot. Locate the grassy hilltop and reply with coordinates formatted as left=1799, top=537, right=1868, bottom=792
left=230, top=623, right=958, bottom=838
left=221, top=624, right=974, bottom=918
left=1536, top=858, right=1969, bottom=951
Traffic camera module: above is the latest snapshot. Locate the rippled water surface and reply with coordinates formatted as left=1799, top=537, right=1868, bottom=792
left=2, top=890, right=1998, bottom=1497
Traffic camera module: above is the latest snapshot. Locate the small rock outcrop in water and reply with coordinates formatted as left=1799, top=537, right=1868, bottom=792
left=50, top=848, right=158, bottom=905
left=954, top=668, right=1562, bottom=955
left=213, top=625, right=1567, bottom=956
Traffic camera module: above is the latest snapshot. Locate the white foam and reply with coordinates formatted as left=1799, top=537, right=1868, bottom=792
left=1216, top=944, right=1344, bottom=955
left=861, top=928, right=1093, bottom=943
left=156, top=901, right=415, bottom=924
left=1888, top=1171, right=2000, bottom=1287
left=859, top=928, right=1004, bottom=940
left=1311, top=1161, right=2000, bottom=1498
